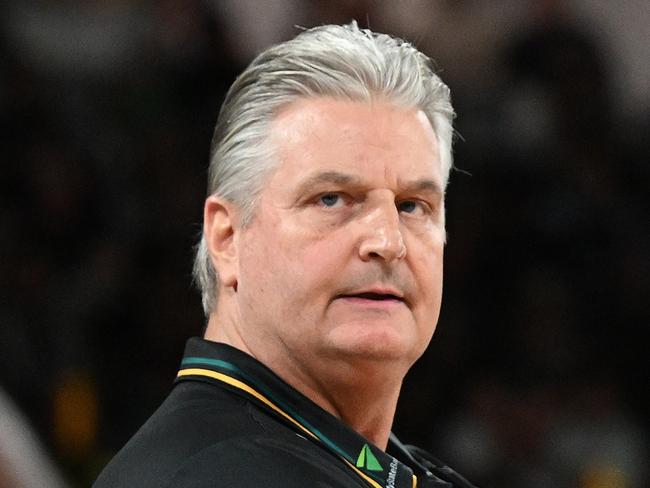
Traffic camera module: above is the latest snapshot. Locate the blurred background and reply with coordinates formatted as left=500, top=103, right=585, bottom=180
left=1, top=1, right=648, bottom=487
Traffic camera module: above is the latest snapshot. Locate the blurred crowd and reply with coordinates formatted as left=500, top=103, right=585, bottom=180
left=1, top=1, right=648, bottom=487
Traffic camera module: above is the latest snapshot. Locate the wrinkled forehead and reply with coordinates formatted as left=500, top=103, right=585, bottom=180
left=270, top=96, right=438, bottom=144
left=265, top=96, right=442, bottom=184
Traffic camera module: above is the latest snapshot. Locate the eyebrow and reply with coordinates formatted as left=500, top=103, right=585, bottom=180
left=294, top=170, right=443, bottom=198
left=400, top=179, right=444, bottom=198
left=295, top=171, right=362, bottom=195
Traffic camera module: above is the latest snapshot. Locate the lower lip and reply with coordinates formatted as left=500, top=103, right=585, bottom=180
left=336, top=297, right=405, bottom=308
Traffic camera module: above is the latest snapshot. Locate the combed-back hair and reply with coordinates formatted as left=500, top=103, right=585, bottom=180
left=194, top=22, right=455, bottom=315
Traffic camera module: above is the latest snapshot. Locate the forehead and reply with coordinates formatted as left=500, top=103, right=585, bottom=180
left=267, top=97, right=442, bottom=187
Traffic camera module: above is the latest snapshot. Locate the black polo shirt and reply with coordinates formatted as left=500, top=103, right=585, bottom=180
left=94, top=338, right=476, bottom=488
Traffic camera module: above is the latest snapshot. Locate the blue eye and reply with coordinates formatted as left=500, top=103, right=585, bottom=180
left=320, top=193, right=340, bottom=207
left=398, top=200, right=418, bottom=213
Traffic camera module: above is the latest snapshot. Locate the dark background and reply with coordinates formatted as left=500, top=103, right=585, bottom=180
left=1, top=1, right=648, bottom=487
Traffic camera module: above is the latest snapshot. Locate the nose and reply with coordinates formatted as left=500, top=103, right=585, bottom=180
left=358, top=198, right=406, bottom=263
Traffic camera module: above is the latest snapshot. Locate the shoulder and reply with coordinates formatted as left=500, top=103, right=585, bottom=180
left=94, top=383, right=265, bottom=487
left=165, top=435, right=366, bottom=488
left=94, top=383, right=363, bottom=488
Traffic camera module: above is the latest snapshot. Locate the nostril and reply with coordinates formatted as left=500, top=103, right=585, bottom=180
left=358, top=229, right=406, bottom=262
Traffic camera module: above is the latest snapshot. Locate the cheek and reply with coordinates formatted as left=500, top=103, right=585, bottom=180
left=410, top=262, right=443, bottom=351
left=282, top=212, right=352, bottom=264
left=412, top=242, right=444, bottom=308
left=295, top=233, right=352, bottom=296
left=244, top=218, right=349, bottom=295
left=302, top=236, right=344, bottom=266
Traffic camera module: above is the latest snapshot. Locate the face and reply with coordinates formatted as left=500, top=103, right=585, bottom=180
left=233, top=97, right=445, bottom=378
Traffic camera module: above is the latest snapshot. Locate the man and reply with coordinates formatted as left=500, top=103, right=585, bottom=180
left=94, top=23, right=476, bottom=488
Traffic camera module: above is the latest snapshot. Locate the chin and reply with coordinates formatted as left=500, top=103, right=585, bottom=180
left=325, top=323, right=416, bottom=363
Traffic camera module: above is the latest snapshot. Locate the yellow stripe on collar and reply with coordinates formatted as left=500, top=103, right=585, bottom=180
left=177, top=367, right=386, bottom=488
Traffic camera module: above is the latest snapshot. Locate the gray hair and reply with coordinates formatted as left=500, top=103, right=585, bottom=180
left=193, top=22, right=455, bottom=316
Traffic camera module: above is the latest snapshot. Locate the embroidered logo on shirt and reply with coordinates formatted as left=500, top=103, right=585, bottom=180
left=355, top=444, right=383, bottom=471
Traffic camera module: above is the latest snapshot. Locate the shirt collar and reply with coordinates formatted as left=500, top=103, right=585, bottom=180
left=175, top=337, right=424, bottom=488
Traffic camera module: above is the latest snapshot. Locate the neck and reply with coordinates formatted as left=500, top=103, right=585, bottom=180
left=291, top=361, right=403, bottom=449
left=204, top=304, right=404, bottom=451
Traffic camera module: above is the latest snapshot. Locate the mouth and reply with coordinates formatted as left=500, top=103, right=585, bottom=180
left=335, top=290, right=408, bottom=307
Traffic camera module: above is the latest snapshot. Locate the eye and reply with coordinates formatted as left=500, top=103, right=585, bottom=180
left=318, top=193, right=343, bottom=208
left=397, top=200, right=422, bottom=214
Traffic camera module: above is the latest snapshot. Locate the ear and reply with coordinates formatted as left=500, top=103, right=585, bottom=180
left=203, top=195, right=239, bottom=290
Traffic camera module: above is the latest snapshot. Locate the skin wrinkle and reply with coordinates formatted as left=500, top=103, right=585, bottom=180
left=204, top=97, right=444, bottom=449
